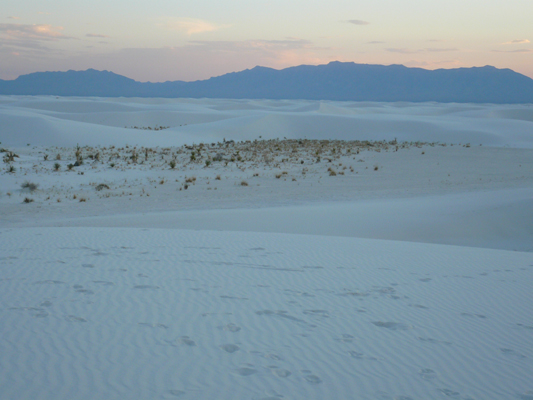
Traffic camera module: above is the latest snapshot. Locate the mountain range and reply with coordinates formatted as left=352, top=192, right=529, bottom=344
left=1, top=62, right=532, bottom=103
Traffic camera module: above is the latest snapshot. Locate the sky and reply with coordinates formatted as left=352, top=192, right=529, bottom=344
left=1, top=0, right=532, bottom=82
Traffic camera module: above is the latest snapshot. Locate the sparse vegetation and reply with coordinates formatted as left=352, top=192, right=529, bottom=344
left=21, top=181, right=39, bottom=192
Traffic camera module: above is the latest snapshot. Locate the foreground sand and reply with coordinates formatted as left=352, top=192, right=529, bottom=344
left=1, top=97, right=533, bottom=399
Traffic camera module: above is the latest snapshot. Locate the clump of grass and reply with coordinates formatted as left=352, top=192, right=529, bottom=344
left=275, top=173, right=282, bottom=179
left=7, top=165, right=15, bottom=173
left=240, top=180, right=249, bottom=186
left=54, top=162, right=61, bottom=171
left=56, top=153, right=61, bottom=160
left=23, top=197, right=34, bottom=203
left=21, top=181, right=39, bottom=192
left=205, top=160, right=211, bottom=167
left=185, top=176, right=196, bottom=183
left=215, top=175, right=221, bottom=180
left=79, top=197, right=87, bottom=202
left=169, top=160, right=176, bottom=169
left=374, top=165, right=379, bottom=171
left=95, top=184, right=110, bottom=191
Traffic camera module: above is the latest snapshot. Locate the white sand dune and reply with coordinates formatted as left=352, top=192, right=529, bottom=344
left=1, top=96, right=533, bottom=399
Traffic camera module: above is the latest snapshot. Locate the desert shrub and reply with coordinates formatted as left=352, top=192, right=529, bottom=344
left=54, top=162, right=61, bottom=171
left=21, top=181, right=39, bottom=192
left=23, top=197, right=34, bottom=203
left=215, top=175, right=221, bottom=180
left=374, top=165, right=379, bottom=171
left=95, top=184, right=110, bottom=191
left=205, top=160, right=211, bottom=167
left=240, top=180, right=248, bottom=186
left=185, top=176, right=196, bottom=183
left=79, top=198, right=87, bottom=202
left=7, top=165, right=15, bottom=173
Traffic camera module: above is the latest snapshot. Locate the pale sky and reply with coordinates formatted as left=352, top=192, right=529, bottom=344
left=1, top=0, right=532, bottom=81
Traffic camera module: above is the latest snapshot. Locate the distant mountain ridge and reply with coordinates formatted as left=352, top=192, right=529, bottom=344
left=1, top=62, right=533, bottom=103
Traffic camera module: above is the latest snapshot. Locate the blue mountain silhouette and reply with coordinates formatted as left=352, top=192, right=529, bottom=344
left=1, top=62, right=532, bottom=103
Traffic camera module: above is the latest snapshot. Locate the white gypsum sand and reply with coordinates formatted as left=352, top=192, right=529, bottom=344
left=1, top=96, right=532, bottom=400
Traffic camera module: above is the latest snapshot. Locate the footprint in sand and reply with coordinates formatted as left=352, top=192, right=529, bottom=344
left=460, top=313, right=486, bottom=319
left=220, top=344, right=240, bottom=353
left=348, top=351, right=380, bottom=361
left=336, top=334, right=355, bottom=342
left=138, top=322, right=168, bottom=329
left=304, top=374, right=322, bottom=384
left=34, top=280, right=65, bottom=285
left=271, top=368, right=291, bottom=378
left=76, top=289, right=94, bottom=295
left=221, top=323, right=241, bottom=332
left=134, top=285, right=160, bottom=290
left=93, top=281, right=114, bottom=286
left=179, top=336, right=196, bottom=346
left=65, top=315, right=87, bottom=323
left=372, top=321, right=412, bottom=331
left=419, top=368, right=438, bottom=381
left=438, top=388, right=460, bottom=397
left=501, top=348, right=526, bottom=360
left=232, top=367, right=257, bottom=376
left=167, top=389, right=186, bottom=397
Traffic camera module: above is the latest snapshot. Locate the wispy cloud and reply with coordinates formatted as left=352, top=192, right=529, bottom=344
left=385, top=48, right=419, bottom=54
left=8, top=16, right=20, bottom=20
left=367, top=41, right=384, bottom=44
left=425, top=48, right=458, bottom=52
left=164, top=18, right=230, bottom=35
left=386, top=47, right=458, bottom=54
left=86, top=33, right=110, bottom=38
left=346, top=20, right=369, bottom=26
left=0, top=23, right=74, bottom=40
left=502, top=39, right=530, bottom=45
left=492, top=49, right=532, bottom=53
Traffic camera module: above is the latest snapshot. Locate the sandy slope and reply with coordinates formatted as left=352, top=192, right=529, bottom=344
left=1, top=227, right=532, bottom=400
left=1, top=97, right=533, bottom=400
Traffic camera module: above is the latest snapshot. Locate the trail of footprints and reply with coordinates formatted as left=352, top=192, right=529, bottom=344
left=4, top=245, right=532, bottom=400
